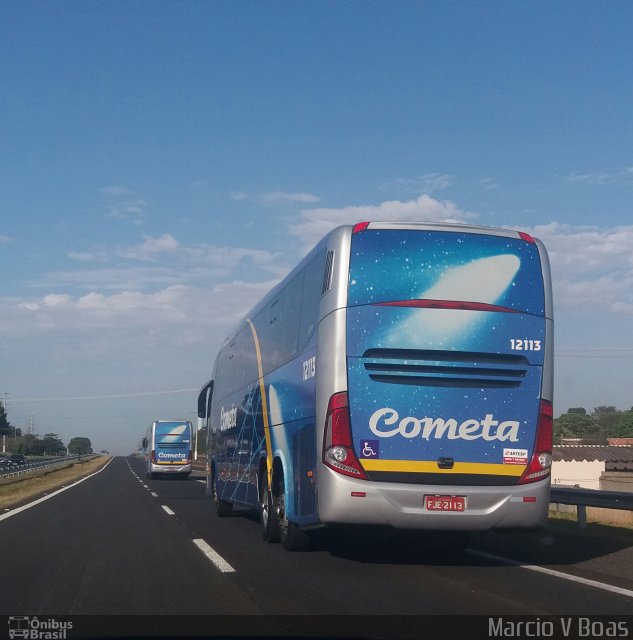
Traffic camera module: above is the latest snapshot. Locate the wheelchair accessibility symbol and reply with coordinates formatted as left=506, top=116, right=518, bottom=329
left=359, top=439, right=379, bottom=459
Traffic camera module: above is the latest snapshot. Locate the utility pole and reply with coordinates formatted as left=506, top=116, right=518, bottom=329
left=1, top=394, right=10, bottom=448
left=1, top=394, right=17, bottom=453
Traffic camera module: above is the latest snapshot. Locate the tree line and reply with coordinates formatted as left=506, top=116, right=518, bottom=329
left=0, top=402, right=93, bottom=455
left=554, top=406, right=633, bottom=444
left=3, top=400, right=631, bottom=454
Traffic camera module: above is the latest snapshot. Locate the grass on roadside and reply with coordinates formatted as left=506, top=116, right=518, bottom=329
left=0, top=456, right=111, bottom=510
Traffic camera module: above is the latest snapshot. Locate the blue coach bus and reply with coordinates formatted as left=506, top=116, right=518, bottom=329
left=197, top=222, right=554, bottom=550
left=143, top=420, right=193, bottom=479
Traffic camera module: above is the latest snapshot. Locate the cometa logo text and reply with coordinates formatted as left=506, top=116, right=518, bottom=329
left=369, top=408, right=520, bottom=442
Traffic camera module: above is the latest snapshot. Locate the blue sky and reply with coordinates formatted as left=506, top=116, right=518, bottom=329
left=1, top=1, right=633, bottom=454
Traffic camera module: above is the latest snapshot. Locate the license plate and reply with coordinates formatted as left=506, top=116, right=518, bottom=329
left=425, top=495, right=466, bottom=511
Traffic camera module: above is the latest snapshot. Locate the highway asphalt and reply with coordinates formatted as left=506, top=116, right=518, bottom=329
left=1, top=456, right=632, bottom=637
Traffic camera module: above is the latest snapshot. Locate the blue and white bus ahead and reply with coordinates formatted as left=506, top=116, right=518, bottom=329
left=198, top=222, right=554, bottom=550
left=143, top=420, right=193, bottom=479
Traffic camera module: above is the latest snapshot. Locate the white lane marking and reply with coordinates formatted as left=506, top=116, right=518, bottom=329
left=161, top=505, right=175, bottom=516
left=0, top=457, right=114, bottom=523
left=196, top=479, right=206, bottom=484
left=143, top=485, right=149, bottom=489
left=151, top=492, right=158, bottom=498
left=468, top=549, right=633, bottom=599
left=193, top=539, right=235, bottom=574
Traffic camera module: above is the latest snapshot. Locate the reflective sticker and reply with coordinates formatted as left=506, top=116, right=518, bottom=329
left=503, top=448, right=528, bottom=465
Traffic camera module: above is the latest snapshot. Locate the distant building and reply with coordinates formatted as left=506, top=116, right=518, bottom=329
left=552, top=445, right=633, bottom=489
left=607, top=437, right=633, bottom=446
left=551, top=444, right=633, bottom=527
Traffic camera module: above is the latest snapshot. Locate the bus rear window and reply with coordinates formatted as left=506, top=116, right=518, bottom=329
left=155, top=422, right=190, bottom=442
left=348, top=230, right=545, bottom=316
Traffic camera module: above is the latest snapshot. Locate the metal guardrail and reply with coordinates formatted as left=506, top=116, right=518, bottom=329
left=550, top=486, right=633, bottom=528
left=0, top=454, right=98, bottom=481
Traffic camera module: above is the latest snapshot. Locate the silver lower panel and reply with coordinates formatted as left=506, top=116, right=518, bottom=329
left=317, top=465, right=550, bottom=530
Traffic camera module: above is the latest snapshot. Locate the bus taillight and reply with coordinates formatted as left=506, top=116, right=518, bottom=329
left=518, top=400, right=553, bottom=484
left=323, top=392, right=368, bottom=480
left=352, top=221, right=370, bottom=234
left=150, top=450, right=156, bottom=464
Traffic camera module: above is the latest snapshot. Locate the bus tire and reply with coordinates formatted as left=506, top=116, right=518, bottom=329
left=281, top=521, right=311, bottom=551
left=213, top=473, right=233, bottom=517
left=277, top=474, right=310, bottom=551
left=217, top=499, right=232, bottom=517
left=259, top=473, right=280, bottom=542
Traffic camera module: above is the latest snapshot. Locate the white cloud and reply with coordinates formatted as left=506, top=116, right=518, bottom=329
left=611, top=300, right=633, bottom=314
left=567, top=172, right=612, bottom=186
left=478, top=178, right=499, bottom=191
left=288, top=194, right=474, bottom=251
left=385, top=173, right=452, bottom=196
left=119, top=234, right=180, bottom=260
left=68, top=251, right=99, bottom=261
left=9, top=279, right=277, bottom=337
left=527, top=223, right=633, bottom=275
left=99, top=186, right=134, bottom=196
left=567, top=167, right=633, bottom=186
left=0, top=234, right=12, bottom=243
left=260, top=191, right=320, bottom=204
left=232, top=191, right=320, bottom=204
left=43, top=293, right=71, bottom=307
left=523, top=223, right=633, bottom=314
left=106, top=198, right=147, bottom=220
left=54, top=235, right=289, bottom=292
left=38, top=266, right=185, bottom=291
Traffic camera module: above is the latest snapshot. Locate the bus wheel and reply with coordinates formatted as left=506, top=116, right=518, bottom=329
left=259, top=474, right=280, bottom=543
left=213, top=474, right=232, bottom=517
left=277, top=475, right=310, bottom=551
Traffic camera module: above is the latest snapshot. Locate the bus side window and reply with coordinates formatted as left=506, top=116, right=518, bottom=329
left=299, top=250, right=326, bottom=351
left=233, top=326, right=253, bottom=391
left=259, top=298, right=281, bottom=374
left=214, top=343, right=234, bottom=402
left=280, top=272, right=302, bottom=365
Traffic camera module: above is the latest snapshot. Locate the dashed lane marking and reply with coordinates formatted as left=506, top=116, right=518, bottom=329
left=193, top=539, right=235, bottom=573
left=161, top=505, right=175, bottom=516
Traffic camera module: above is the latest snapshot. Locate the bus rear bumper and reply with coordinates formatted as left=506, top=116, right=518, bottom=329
left=317, top=467, right=550, bottom=531
left=150, top=463, right=192, bottom=475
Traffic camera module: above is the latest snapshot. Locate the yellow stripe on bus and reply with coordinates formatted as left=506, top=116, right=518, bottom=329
left=360, top=459, right=525, bottom=476
left=246, top=318, right=273, bottom=491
